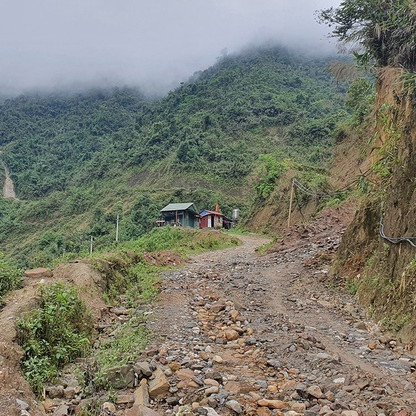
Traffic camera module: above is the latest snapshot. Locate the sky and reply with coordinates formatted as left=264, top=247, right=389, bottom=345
left=0, top=0, right=342, bottom=96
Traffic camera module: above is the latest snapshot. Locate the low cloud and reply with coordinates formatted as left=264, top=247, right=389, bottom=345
left=0, top=0, right=341, bottom=97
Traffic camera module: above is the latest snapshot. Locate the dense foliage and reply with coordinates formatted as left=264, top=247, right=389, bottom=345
left=17, top=283, right=93, bottom=395
left=0, top=89, right=145, bottom=197
left=0, top=46, right=348, bottom=265
left=0, top=47, right=346, bottom=199
left=319, top=0, right=416, bottom=70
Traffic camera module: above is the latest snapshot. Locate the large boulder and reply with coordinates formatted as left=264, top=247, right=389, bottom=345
left=103, top=365, right=135, bottom=389
left=148, top=368, right=170, bottom=398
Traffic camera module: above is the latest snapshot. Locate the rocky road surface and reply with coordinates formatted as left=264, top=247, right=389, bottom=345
left=137, top=230, right=416, bottom=416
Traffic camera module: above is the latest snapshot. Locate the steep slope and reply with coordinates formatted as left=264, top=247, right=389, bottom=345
left=0, top=46, right=348, bottom=266
left=335, top=68, right=416, bottom=343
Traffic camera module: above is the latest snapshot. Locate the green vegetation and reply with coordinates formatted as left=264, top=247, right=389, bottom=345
left=345, top=78, right=375, bottom=125
left=256, top=238, right=276, bottom=254
left=123, top=226, right=240, bottom=254
left=0, top=47, right=346, bottom=200
left=319, top=0, right=416, bottom=70
left=0, top=46, right=348, bottom=266
left=0, top=252, right=22, bottom=301
left=95, top=315, right=149, bottom=373
left=255, top=153, right=288, bottom=199
left=345, top=277, right=360, bottom=295
left=96, top=227, right=239, bottom=306
left=381, top=312, right=411, bottom=332
left=16, top=283, right=94, bottom=395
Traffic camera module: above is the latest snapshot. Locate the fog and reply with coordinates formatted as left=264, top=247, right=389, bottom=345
left=0, top=0, right=342, bottom=97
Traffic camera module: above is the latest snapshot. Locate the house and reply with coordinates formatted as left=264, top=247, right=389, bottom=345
left=160, top=203, right=200, bottom=228
left=199, top=203, right=224, bottom=229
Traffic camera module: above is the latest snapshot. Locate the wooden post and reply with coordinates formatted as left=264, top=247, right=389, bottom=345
left=116, top=214, right=119, bottom=243
left=287, top=179, right=295, bottom=228
left=90, top=236, right=93, bottom=256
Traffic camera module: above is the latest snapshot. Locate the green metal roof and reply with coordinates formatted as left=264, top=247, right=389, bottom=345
left=161, top=203, right=197, bottom=213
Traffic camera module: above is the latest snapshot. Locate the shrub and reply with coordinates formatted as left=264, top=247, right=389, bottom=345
left=17, top=282, right=94, bottom=395
left=0, top=252, right=22, bottom=300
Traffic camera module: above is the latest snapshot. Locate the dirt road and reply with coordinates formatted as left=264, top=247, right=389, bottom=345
left=144, top=228, right=416, bottom=415
left=1, top=155, right=17, bottom=199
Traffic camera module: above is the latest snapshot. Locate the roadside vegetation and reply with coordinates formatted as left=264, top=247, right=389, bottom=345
left=0, top=252, right=22, bottom=302
left=321, top=0, right=416, bottom=338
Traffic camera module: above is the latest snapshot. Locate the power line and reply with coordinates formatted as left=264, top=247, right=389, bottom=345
left=292, top=171, right=368, bottom=199
left=379, top=213, right=416, bottom=248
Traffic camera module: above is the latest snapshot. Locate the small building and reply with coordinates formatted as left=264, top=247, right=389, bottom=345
left=160, top=203, right=200, bottom=228
left=199, top=203, right=224, bottom=229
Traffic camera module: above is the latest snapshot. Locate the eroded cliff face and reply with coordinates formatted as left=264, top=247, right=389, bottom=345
left=336, top=68, right=416, bottom=344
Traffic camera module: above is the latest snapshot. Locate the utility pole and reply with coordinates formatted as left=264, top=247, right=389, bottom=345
left=287, top=179, right=295, bottom=229
left=116, top=214, right=119, bottom=243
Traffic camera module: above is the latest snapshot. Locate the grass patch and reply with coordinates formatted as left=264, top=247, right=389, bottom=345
left=94, top=228, right=240, bottom=307
left=226, top=226, right=256, bottom=236
left=381, top=312, right=412, bottom=333
left=122, top=227, right=240, bottom=255
left=95, top=315, right=149, bottom=372
left=345, top=277, right=359, bottom=295
left=256, top=238, right=275, bottom=254
left=95, top=255, right=162, bottom=307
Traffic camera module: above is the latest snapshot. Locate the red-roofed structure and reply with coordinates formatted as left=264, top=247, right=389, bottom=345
left=199, top=203, right=224, bottom=229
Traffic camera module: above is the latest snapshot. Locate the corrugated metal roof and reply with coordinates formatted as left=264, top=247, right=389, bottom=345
left=161, top=203, right=197, bottom=212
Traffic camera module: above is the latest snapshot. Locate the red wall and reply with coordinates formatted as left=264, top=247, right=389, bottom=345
left=200, top=216, right=209, bottom=228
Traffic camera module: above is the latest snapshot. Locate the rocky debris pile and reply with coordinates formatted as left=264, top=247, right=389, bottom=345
left=142, top=251, right=182, bottom=267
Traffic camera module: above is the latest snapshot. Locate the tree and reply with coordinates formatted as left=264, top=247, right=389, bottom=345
left=319, top=0, right=416, bottom=70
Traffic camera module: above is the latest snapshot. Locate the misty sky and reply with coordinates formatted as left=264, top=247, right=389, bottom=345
left=0, top=0, right=342, bottom=96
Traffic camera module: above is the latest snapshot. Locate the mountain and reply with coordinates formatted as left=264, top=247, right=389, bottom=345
left=0, top=46, right=348, bottom=266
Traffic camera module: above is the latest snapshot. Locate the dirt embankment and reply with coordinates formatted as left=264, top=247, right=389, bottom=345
left=0, top=261, right=107, bottom=416
left=336, top=68, right=416, bottom=343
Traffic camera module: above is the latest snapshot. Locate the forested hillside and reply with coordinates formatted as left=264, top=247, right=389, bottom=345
left=0, top=46, right=348, bottom=266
